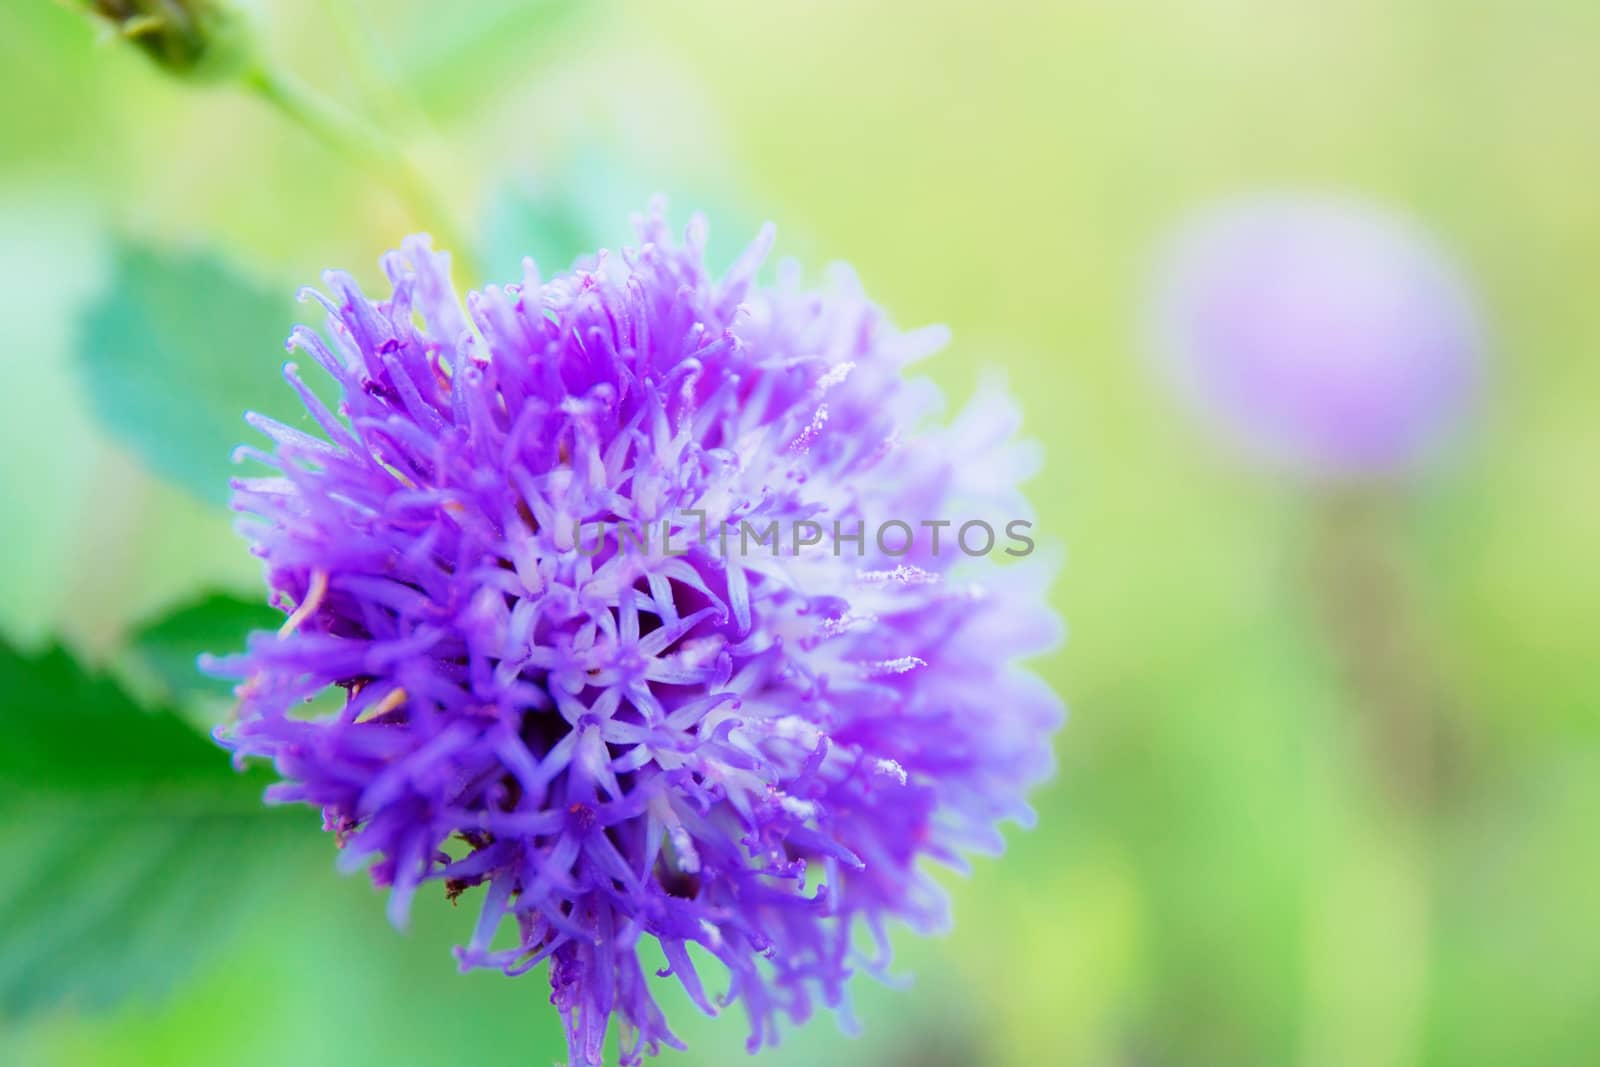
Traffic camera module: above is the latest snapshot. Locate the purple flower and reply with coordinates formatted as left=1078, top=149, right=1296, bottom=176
left=1150, top=193, right=1485, bottom=479
left=211, top=204, right=1061, bottom=1064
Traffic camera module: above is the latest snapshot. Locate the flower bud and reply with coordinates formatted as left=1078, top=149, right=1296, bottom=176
left=83, top=0, right=254, bottom=83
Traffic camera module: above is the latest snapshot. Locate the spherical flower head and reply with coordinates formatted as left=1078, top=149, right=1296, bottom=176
left=212, top=204, right=1063, bottom=1064
left=1150, top=193, right=1486, bottom=480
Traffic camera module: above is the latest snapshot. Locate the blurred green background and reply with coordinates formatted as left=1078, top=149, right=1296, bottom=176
left=2, top=1, right=1597, bottom=1065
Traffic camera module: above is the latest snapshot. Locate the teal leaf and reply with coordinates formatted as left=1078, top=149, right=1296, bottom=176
left=77, top=243, right=300, bottom=506
left=391, top=0, right=588, bottom=121
left=130, top=593, right=281, bottom=703
left=0, top=641, right=314, bottom=1018
left=481, top=151, right=764, bottom=283
left=480, top=156, right=638, bottom=280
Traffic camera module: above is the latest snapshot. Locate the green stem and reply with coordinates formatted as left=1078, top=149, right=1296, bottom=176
left=240, top=62, right=479, bottom=282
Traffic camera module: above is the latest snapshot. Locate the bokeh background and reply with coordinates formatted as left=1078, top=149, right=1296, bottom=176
left=2, top=2, right=1597, bottom=1065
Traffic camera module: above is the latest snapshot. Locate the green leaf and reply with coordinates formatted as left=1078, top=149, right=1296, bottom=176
left=130, top=593, right=282, bottom=703
left=0, top=641, right=313, bottom=1018
left=77, top=243, right=301, bottom=506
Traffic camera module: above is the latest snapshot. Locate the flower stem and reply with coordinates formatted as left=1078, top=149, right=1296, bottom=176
left=1298, top=489, right=1443, bottom=1067
left=240, top=62, right=479, bottom=283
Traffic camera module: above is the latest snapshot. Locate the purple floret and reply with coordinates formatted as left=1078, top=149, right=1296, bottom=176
left=211, top=203, right=1062, bottom=1065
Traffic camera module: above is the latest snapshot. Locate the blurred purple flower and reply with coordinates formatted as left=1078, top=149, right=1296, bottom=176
left=1150, top=193, right=1485, bottom=479
left=210, top=204, right=1062, bottom=1064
